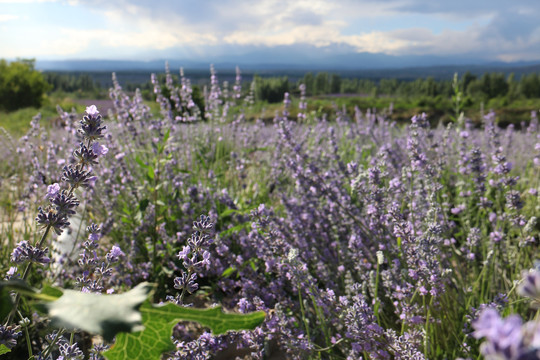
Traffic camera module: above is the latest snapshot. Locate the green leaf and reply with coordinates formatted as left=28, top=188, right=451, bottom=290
left=249, top=259, right=259, bottom=272
left=0, top=344, right=10, bottom=356
left=1, top=279, right=63, bottom=303
left=220, top=223, right=249, bottom=236
left=221, top=266, right=237, bottom=278
left=158, top=129, right=170, bottom=154
left=104, top=302, right=265, bottom=360
left=246, top=146, right=269, bottom=154
left=36, top=282, right=153, bottom=342
left=162, top=128, right=170, bottom=144
left=135, top=156, right=148, bottom=169
left=147, top=166, right=155, bottom=180
left=40, top=284, right=64, bottom=299
left=0, top=279, right=36, bottom=295
left=219, top=208, right=239, bottom=218
left=0, top=284, right=14, bottom=320
left=138, top=198, right=150, bottom=212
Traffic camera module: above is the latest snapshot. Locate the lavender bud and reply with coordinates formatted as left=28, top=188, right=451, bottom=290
left=0, top=325, right=22, bottom=349
left=174, top=272, right=199, bottom=293
left=36, top=206, right=70, bottom=235
left=73, top=143, right=99, bottom=167
left=11, top=240, right=50, bottom=265
left=106, top=245, right=125, bottom=263
left=193, top=215, right=214, bottom=234
left=59, top=342, right=84, bottom=360
left=78, top=107, right=106, bottom=142
left=61, top=165, right=94, bottom=189
left=50, top=190, right=80, bottom=216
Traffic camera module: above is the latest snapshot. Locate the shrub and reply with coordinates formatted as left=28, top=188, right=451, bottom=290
left=0, top=59, right=51, bottom=111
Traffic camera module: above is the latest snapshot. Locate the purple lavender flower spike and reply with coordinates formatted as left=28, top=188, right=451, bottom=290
left=518, top=266, right=540, bottom=307
left=0, top=325, right=22, bottom=349
left=472, top=308, right=540, bottom=360
left=106, top=245, right=125, bottom=263
left=11, top=240, right=50, bottom=265
left=36, top=206, right=70, bottom=235
left=45, top=183, right=60, bottom=199
left=92, top=142, right=109, bottom=157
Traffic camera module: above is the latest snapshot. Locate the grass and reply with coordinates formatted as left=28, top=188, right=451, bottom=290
left=0, top=93, right=87, bottom=136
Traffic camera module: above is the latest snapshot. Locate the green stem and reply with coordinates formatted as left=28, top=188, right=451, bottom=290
left=42, top=328, right=65, bottom=359
left=374, top=261, right=381, bottom=326
left=423, top=296, right=433, bottom=357
left=18, top=312, right=33, bottom=359
left=179, top=267, right=193, bottom=304
left=5, top=224, right=52, bottom=325
left=297, top=286, right=312, bottom=350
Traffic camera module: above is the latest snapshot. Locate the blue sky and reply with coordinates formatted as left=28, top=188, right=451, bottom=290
left=1, top=0, right=540, bottom=63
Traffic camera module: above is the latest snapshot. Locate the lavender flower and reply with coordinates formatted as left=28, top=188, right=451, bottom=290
left=36, top=206, right=70, bottom=235
left=92, top=142, right=109, bottom=156
left=45, top=183, right=61, bottom=199
left=50, top=190, right=80, bottom=216
left=61, top=165, right=94, bottom=190
left=106, top=245, right=125, bottom=263
left=78, top=106, right=106, bottom=142
left=173, top=272, right=199, bottom=294
left=10, top=240, right=50, bottom=265
left=472, top=308, right=540, bottom=360
left=518, top=266, right=540, bottom=307
left=72, top=142, right=99, bottom=167
left=59, top=342, right=84, bottom=360
left=170, top=215, right=215, bottom=304
left=0, top=325, right=21, bottom=350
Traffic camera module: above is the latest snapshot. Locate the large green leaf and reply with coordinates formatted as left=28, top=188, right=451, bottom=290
left=0, top=344, right=10, bottom=356
left=35, top=282, right=153, bottom=342
left=0, top=279, right=43, bottom=320
left=0, top=284, right=14, bottom=320
left=104, top=301, right=266, bottom=360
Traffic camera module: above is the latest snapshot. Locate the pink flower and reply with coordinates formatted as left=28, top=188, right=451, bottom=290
left=85, top=105, right=99, bottom=116
left=92, top=142, right=109, bottom=157
left=45, top=183, right=60, bottom=199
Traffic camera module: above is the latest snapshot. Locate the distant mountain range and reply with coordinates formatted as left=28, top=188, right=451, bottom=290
left=33, top=46, right=540, bottom=80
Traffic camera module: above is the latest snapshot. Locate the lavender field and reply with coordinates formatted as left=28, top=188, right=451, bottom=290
left=1, top=66, right=540, bottom=360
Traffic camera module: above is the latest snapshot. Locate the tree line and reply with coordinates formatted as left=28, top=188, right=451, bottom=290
left=254, top=71, right=540, bottom=103
left=5, top=57, right=540, bottom=112
left=44, top=72, right=101, bottom=93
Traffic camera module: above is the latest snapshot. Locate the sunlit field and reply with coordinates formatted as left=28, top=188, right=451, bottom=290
left=1, top=66, right=540, bottom=360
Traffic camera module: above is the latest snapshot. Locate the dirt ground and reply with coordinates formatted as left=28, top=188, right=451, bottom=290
left=77, top=99, right=116, bottom=115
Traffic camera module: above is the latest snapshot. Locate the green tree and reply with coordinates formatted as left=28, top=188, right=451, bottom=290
left=329, top=73, right=341, bottom=94
left=519, top=73, right=540, bottom=98
left=303, top=72, right=314, bottom=96
left=421, top=77, right=438, bottom=97
left=506, top=73, right=520, bottom=100
left=0, top=59, right=51, bottom=111
left=314, top=72, right=329, bottom=95
left=461, top=71, right=476, bottom=93
left=253, top=75, right=289, bottom=103
left=478, top=73, right=508, bottom=99
left=379, top=78, right=399, bottom=95
left=467, top=78, right=487, bottom=100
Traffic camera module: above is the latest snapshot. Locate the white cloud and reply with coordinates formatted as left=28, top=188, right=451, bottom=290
left=3, top=0, right=540, bottom=61
left=0, top=14, right=19, bottom=22
left=71, top=0, right=509, bottom=58
left=0, top=0, right=56, bottom=3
